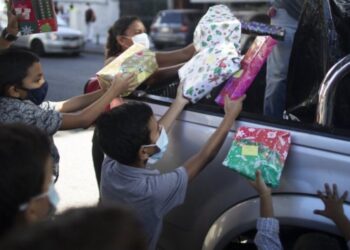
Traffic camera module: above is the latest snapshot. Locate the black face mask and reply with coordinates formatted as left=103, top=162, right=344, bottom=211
left=20, top=81, right=49, bottom=105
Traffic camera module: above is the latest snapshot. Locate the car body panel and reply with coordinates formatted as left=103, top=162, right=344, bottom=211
left=137, top=100, right=350, bottom=250
left=14, top=16, right=84, bottom=54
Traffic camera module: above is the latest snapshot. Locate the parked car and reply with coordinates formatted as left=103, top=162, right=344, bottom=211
left=14, top=16, right=84, bottom=56
left=127, top=1, right=350, bottom=249
left=150, top=9, right=204, bottom=49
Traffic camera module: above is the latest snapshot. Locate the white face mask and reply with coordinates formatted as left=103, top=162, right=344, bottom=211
left=143, top=127, right=168, bottom=165
left=19, top=179, right=60, bottom=215
left=132, top=33, right=150, bottom=49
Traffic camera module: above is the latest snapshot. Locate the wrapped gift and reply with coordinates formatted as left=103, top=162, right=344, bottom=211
left=193, top=4, right=241, bottom=52
left=12, top=0, right=57, bottom=35
left=96, top=43, right=158, bottom=97
left=215, top=36, right=277, bottom=106
left=179, top=43, right=241, bottom=103
left=223, top=127, right=291, bottom=187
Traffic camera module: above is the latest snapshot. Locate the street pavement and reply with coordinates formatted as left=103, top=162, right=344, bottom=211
left=55, top=128, right=99, bottom=213
left=41, top=53, right=104, bottom=213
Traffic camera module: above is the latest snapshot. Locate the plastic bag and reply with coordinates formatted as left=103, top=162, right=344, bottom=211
left=215, top=36, right=277, bottom=106
left=223, top=127, right=291, bottom=188
left=96, top=43, right=158, bottom=97
left=12, top=0, right=57, bottom=35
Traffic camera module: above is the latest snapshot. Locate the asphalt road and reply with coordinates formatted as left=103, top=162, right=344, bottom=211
left=41, top=53, right=104, bottom=101
left=42, top=52, right=104, bottom=212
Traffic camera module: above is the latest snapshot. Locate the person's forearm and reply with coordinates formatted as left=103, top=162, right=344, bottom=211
left=260, top=193, right=274, bottom=218
left=158, top=98, right=187, bottom=131
left=56, top=89, right=106, bottom=113
left=60, top=86, right=121, bottom=130
left=185, top=114, right=235, bottom=180
left=0, top=37, right=12, bottom=50
left=333, top=214, right=350, bottom=241
left=156, top=44, right=195, bottom=67
left=144, top=64, right=183, bottom=86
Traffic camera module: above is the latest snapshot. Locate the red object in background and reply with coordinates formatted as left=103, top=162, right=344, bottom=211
left=12, top=0, right=57, bottom=35
left=84, top=77, right=124, bottom=111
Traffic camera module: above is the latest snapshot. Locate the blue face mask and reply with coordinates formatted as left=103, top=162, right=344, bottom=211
left=20, top=81, right=49, bottom=105
left=143, top=127, right=169, bottom=165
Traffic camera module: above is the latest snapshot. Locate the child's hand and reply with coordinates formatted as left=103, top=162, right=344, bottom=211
left=314, top=183, right=348, bottom=223
left=175, top=82, right=189, bottom=105
left=111, top=73, right=136, bottom=95
left=249, top=170, right=271, bottom=197
left=224, top=95, right=245, bottom=120
left=6, top=0, right=19, bottom=36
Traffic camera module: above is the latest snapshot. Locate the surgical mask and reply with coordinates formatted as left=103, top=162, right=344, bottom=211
left=19, top=179, right=60, bottom=215
left=132, top=33, right=150, bottom=49
left=143, top=127, right=168, bottom=165
left=20, top=81, right=48, bottom=105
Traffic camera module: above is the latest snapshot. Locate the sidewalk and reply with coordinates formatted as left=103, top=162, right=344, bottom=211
left=54, top=128, right=99, bottom=213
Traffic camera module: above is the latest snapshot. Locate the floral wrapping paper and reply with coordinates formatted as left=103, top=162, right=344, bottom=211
left=215, top=36, right=277, bottom=106
left=180, top=4, right=241, bottom=103
left=193, top=4, right=241, bottom=52
left=241, top=21, right=285, bottom=41
left=223, top=127, right=291, bottom=187
left=97, top=43, right=158, bottom=97
left=179, top=43, right=241, bottom=103
left=12, top=0, right=57, bottom=35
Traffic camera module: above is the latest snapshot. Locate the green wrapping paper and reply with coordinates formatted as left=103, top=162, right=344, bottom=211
left=223, top=127, right=291, bottom=187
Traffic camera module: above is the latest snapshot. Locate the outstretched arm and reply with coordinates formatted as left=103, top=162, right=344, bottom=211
left=55, top=86, right=107, bottom=113
left=155, top=44, right=195, bottom=68
left=0, top=0, right=19, bottom=50
left=60, top=74, right=135, bottom=130
left=250, top=170, right=282, bottom=250
left=314, top=183, right=350, bottom=242
left=183, top=95, right=245, bottom=181
left=158, top=83, right=188, bottom=132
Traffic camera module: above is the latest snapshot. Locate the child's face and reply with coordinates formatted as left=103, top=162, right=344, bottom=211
left=8, top=62, right=46, bottom=100
left=117, top=20, right=146, bottom=51
left=22, top=62, right=45, bottom=90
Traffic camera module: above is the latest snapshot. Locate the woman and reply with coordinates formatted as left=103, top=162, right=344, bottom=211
left=90, top=16, right=196, bottom=190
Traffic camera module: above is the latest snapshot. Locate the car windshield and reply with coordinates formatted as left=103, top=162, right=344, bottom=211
left=159, top=12, right=182, bottom=24
left=57, top=16, right=68, bottom=27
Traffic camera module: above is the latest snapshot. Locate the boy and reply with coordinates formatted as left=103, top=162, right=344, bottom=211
left=96, top=85, right=245, bottom=250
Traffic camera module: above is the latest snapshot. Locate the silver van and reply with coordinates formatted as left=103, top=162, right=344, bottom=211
left=132, top=1, right=350, bottom=249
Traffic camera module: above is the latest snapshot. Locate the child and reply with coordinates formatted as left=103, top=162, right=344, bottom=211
left=0, top=48, right=135, bottom=179
left=96, top=84, right=245, bottom=250
left=0, top=206, right=147, bottom=250
left=0, top=124, right=58, bottom=238
left=249, top=170, right=350, bottom=249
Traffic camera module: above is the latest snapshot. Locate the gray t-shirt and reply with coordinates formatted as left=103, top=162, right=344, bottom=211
left=101, top=157, right=188, bottom=250
left=273, top=0, right=305, bottom=20
left=0, top=97, right=62, bottom=175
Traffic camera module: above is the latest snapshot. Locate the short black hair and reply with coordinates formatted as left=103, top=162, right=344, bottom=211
left=0, top=123, right=50, bottom=237
left=0, top=206, right=147, bottom=250
left=0, top=48, right=40, bottom=96
left=96, top=102, right=153, bottom=165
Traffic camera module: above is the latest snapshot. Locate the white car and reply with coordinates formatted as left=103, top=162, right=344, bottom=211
left=14, top=16, right=84, bottom=56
